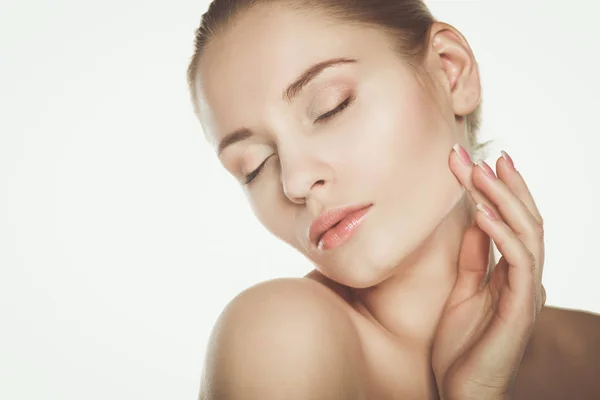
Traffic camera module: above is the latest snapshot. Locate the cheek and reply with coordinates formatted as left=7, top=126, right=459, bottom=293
left=351, top=81, right=462, bottom=221
left=347, top=87, right=442, bottom=186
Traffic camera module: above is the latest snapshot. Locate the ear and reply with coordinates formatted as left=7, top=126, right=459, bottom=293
left=426, top=22, right=482, bottom=117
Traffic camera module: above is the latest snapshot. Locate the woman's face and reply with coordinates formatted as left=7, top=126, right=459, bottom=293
left=194, top=5, right=469, bottom=288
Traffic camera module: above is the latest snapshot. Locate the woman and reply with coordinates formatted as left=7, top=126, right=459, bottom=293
left=188, top=0, right=600, bottom=398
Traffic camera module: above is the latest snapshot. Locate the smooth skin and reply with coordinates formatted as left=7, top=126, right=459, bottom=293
left=201, top=150, right=600, bottom=400
left=196, top=4, right=600, bottom=399
left=432, top=146, right=545, bottom=399
left=200, top=147, right=600, bottom=400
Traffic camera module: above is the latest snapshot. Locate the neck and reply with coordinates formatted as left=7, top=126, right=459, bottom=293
left=350, top=193, right=494, bottom=350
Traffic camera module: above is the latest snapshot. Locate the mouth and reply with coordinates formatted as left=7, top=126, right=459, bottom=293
left=309, top=204, right=373, bottom=251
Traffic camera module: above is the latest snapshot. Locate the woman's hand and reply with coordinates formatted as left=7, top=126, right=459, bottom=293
left=431, top=145, right=546, bottom=400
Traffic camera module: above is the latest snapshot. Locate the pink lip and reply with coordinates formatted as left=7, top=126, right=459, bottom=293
left=309, top=204, right=373, bottom=251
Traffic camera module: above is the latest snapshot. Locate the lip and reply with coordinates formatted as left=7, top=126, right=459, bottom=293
left=308, top=203, right=373, bottom=249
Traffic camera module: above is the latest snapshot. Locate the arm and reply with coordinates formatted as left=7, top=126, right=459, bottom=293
left=199, top=278, right=369, bottom=400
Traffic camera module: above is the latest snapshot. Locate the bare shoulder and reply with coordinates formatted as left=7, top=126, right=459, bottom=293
left=199, top=277, right=369, bottom=400
left=535, top=306, right=600, bottom=364
left=514, top=306, right=600, bottom=399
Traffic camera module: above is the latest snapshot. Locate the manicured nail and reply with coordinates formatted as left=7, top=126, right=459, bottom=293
left=476, top=159, right=497, bottom=179
left=476, top=203, right=497, bottom=220
left=452, top=143, right=472, bottom=166
left=501, top=150, right=515, bottom=170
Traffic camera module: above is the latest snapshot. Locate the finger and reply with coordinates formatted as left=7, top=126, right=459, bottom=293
left=496, top=151, right=543, bottom=226
left=447, top=224, right=491, bottom=307
left=456, top=156, right=542, bottom=267
left=449, top=145, right=544, bottom=315
left=449, top=144, right=502, bottom=219
left=541, top=283, right=547, bottom=311
left=496, top=152, right=546, bottom=312
left=471, top=155, right=545, bottom=310
left=474, top=203, right=536, bottom=325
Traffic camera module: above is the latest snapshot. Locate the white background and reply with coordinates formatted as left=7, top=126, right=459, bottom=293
left=1, top=1, right=599, bottom=399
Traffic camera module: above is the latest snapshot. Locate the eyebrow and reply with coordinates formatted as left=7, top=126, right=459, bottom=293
left=217, top=57, right=358, bottom=155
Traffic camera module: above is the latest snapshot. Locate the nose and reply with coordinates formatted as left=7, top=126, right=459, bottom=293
left=280, top=147, right=331, bottom=205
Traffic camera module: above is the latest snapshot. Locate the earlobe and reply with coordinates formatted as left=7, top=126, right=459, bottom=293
left=429, top=23, right=482, bottom=116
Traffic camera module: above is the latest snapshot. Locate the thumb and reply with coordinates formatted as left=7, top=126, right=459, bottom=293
left=447, top=224, right=491, bottom=307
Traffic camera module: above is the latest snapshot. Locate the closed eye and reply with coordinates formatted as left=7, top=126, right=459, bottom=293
left=243, top=95, right=355, bottom=185
left=314, top=94, right=356, bottom=123
left=243, top=154, right=274, bottom=185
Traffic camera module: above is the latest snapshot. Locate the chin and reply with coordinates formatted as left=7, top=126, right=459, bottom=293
left=317, top=190, right=465, bottom=289
left=313, top=225, right=415, bottom=289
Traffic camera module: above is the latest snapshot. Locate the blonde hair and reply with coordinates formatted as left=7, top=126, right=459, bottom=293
left=186, top=0, right=490, bottom=159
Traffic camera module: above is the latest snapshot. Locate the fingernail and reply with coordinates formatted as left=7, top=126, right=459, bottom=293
left=476, top=203, right=497, bottom=220
left=501, top=150, right=515, bottom=170
left=452, top=143, right=472, bottom=166
left=476, top=159, right=497, bottom=179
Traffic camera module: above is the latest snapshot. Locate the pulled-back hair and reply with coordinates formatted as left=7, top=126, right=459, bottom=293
left=187, top=0, right=488, bottom=158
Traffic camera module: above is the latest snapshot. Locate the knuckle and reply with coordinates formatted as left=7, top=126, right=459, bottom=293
left=531, top=220, right=544, bottom=239
left=524, top=250, right=536, bottom=269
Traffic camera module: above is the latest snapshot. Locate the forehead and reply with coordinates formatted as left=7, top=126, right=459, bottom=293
left=194, top=4, right=393, bottom=145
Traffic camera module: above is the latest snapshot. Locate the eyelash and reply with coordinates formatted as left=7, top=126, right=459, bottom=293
left=314, top=94, right=355, bottom=123
left=243, top=155, right=273, bottom=185
left=243, top=95, right=356, bottom=185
